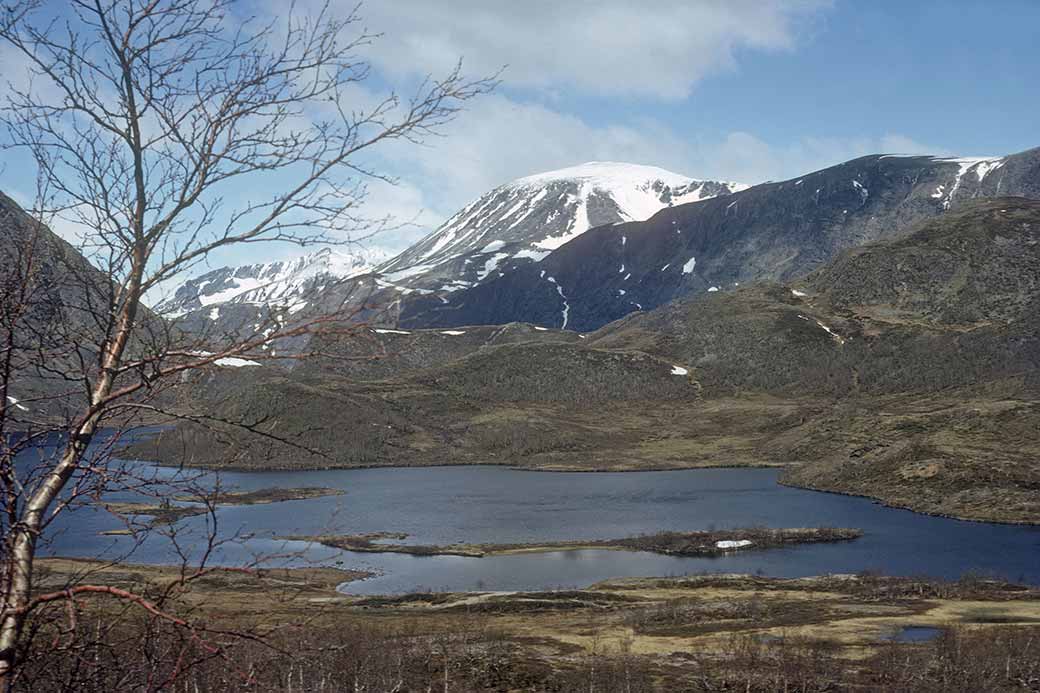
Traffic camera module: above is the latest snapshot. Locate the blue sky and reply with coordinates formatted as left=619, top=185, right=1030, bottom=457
left=347, top=0, right=1040, bottom=253
left=2, top=0, right=1038, bottom=274
left=671, top=1, right=1039, bottom=157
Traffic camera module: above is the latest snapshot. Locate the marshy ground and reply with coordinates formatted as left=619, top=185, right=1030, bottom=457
left=32, top=558, right=1040, bottom=690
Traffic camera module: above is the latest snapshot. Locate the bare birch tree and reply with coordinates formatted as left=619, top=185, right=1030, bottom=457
left=0, top=0, right=494, bottom=686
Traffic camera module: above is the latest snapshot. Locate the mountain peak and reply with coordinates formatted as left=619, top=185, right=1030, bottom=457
left=377, top=162, right=747, bottom=284
left=508, top=161, right=702, bottom=189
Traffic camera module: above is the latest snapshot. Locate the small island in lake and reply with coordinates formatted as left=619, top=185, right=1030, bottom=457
left=100, top=487, right=345, bottom=534
left=281, top=527, right=861, bottom=558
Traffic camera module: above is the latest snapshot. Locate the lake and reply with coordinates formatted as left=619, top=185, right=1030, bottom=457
left=38, top=461, right=1040, bottom=595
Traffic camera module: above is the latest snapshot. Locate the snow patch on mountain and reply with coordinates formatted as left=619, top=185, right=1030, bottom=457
left=920, top=156, right=1006, bottom=210
left=158, top=246, right=391, bottom=318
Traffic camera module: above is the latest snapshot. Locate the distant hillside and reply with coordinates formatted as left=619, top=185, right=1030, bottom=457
left=0, top=193, right=133, bottom=420
left=158, top=148, right=1040, bottom=351
left=132, top=198, right=1040, bottom=523
left=589, top=199, right=1040, bottom=397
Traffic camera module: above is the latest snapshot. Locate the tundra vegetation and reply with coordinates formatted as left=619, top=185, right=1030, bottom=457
left=20, top=561, right=1040, bottom=692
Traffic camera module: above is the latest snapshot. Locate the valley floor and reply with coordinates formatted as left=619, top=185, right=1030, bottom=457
left=28, top=559, right=1040, bottom=691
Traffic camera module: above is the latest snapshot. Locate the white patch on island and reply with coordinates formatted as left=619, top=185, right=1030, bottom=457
left=440, top=330, right=466, bottom=336
left=707, top=286, right=719, bottom=292
left=682, top=257, right=696, bottom=274
left=670, top=365, right=688, bottom=376
left=715, top=540, right=753, bottom=549
left=373, top=328, right=411, bottom=335
left=791, top=289, right=807, bottom=297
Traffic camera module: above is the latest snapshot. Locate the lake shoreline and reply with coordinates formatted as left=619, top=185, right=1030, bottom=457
left=112, top=451, right=1040, bottom=527
left=123, top=443, right=1040, bottom=526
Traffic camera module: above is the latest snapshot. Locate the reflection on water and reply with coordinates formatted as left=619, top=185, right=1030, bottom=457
left=40, top=462, right=1040, bottom=595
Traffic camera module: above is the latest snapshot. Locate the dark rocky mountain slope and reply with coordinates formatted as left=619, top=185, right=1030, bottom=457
left=400, top=148, right=1040, bottom=331
left=155, top=148, right=1040, bottom=352
left=0, top=193, right=140, bottom=420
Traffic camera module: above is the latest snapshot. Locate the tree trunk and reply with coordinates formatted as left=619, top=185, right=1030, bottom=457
left=0, top=424, right=95, bottom=687
left=0, top=251, right=142, bottom=688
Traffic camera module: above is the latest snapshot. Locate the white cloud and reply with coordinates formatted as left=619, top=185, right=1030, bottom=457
left=348, top=178, right=442, bottom=256
left=356, top=1, right=832, bottom=100
left=382, top=95, right=703, bottom=222
left=707, top=131, right=950, bottom=182
left=0, top=1, right=963, bottom=273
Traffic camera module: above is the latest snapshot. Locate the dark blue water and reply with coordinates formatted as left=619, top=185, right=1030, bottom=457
left=882, top=626, right=944, bottom=643
left=38, top=463, right=1040, bottom=595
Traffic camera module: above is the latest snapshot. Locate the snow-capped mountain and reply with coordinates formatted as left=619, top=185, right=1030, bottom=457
left=158, top=162, right=745, bottom=346
left=158, top=246, right=391, bottom=317
left=159, top=147, right=1040, bottom=344
left=397, top=148, right=1040, bottom=331
left=375, top=162, right=747, bottom=291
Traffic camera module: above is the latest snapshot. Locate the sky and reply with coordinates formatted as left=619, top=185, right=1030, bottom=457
left=2, top=0, right=1039, bottom=273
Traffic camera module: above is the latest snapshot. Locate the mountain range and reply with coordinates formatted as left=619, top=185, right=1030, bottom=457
left=399, top=150, right=1040, bottom=331
left=162, top=149, right=1040, bottom=345
left=159, top=163, right=746, bottom=342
